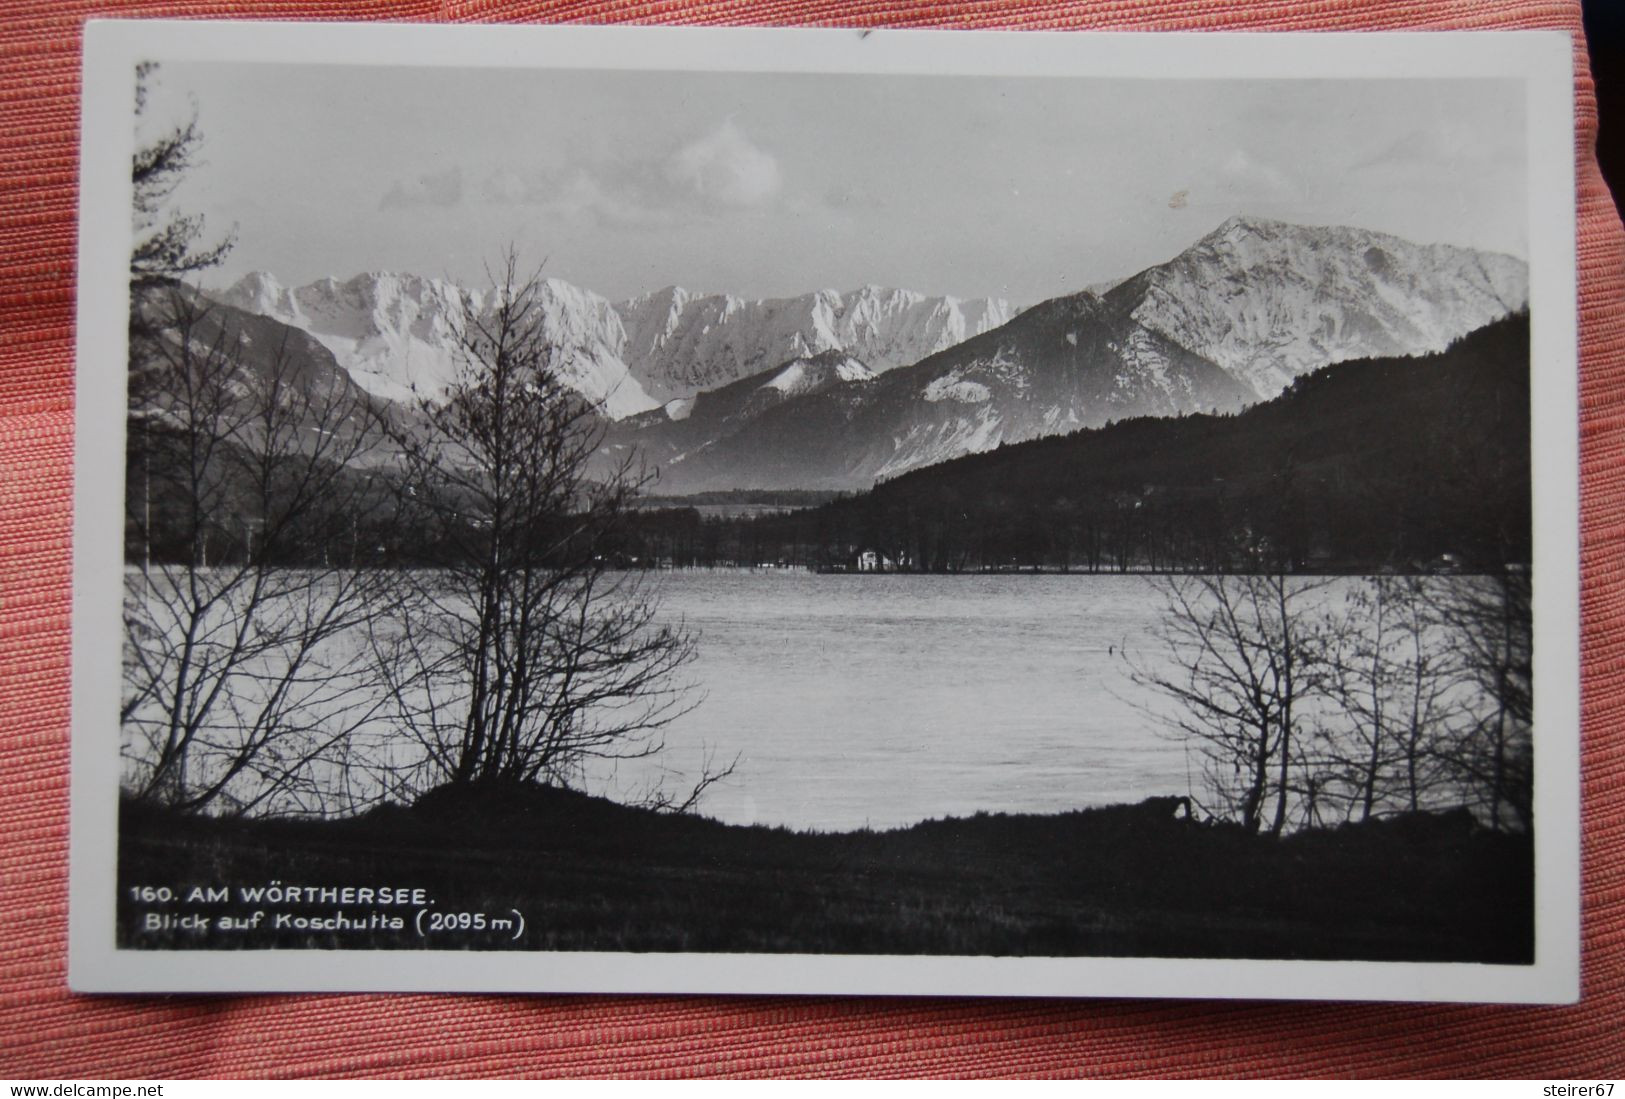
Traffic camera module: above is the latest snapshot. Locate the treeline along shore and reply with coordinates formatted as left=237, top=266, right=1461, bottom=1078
left=118, top=784, right=1533, bottom=961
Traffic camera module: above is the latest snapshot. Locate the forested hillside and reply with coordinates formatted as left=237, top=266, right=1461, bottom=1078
left=619, top=312, right=1531, bottom=573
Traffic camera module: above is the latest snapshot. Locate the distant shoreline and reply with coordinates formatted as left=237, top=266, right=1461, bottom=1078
left=634, top=563, right=1516, bottom=579
left=121, top=561, right=1525, bottom=579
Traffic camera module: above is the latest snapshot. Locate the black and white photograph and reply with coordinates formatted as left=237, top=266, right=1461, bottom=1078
left=70, top=22, right=1580, bottom=1000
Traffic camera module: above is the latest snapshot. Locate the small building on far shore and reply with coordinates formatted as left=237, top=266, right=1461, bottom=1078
left=857, top=549, right=901, bottom=573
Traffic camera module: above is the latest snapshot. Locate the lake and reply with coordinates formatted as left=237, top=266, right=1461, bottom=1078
left=125, top=566, right=1490, bottom=831
left=588, top=570, right=1191, bottom=831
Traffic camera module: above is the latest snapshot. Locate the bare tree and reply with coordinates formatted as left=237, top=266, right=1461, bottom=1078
left=1432, top=569, right=1533, bottom=831
left=1134, top=573, right=1327, bottom=835
left=1143, top=569, right=1530, bottom=836
left=373, top=253, right=701, bottom=798
left=122, top=66, right=402, bottom=816
left=122, top=288, right=402, bottom=815
left=630, top=745, right=741, bottom=815
left=1314, top=576, right=1464, bottom=822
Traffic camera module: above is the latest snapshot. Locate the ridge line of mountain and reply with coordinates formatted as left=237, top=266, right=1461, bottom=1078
left=214, top=268, right=1021, bottom=415
left=203, top=215, right=1530, bottom=493
left=598, top=217, right=1527, bottom=492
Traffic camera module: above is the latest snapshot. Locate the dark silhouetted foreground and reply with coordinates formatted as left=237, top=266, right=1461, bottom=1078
left=118, top=784, right=1532, bottom=963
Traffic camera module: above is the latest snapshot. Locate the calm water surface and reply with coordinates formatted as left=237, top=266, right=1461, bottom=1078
left=591, top=570, right=1190, bottom=831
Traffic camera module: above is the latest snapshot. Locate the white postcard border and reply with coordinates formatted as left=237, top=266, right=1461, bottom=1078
left=70, top=19, right=1581, bottom=1002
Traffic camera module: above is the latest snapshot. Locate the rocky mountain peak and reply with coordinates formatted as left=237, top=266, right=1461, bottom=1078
left=1114, top=216, right=1528, bottom=398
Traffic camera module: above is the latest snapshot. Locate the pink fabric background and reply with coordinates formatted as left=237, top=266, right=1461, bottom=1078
left=2, top=0, right=1621, bottom=1078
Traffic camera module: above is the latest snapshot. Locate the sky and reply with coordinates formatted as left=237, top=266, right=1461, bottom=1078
left=139, top=63, right=1529, bottom=306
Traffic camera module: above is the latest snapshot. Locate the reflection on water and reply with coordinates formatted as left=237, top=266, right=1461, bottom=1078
left=589, top=570, right=1190, bottom=831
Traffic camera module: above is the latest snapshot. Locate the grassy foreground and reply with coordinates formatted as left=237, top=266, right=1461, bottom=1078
left=117, top=786, right=1533, bottom=962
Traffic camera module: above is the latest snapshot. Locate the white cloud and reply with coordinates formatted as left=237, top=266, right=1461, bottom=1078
left=465, top=121, right=784, bottom=230
left=380, top=166, right=463, bottom=209
left=481, top=168, right=529, bottom=205
left=548, top=171, right=679, bottom=229
left=1217, top=150, right=1296, bottom=199
left=475, top=166, right=660, bottom=227
left=662, top=121, right=782, bottom=208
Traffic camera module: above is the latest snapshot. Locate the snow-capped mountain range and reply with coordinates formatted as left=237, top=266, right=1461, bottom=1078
left=614, top=350, right=878, bottom=478
left=1109, top=216, right=1528, bottom=399
left=217, top=271, right=654, bottom=419
left=617, top=285, right=1015, bottom=404
left=215, top=272, right=1016, bottom=418
left=210, top=216, right=1529, bottom=492
left=602, top=286, right=1254, bottom=492
left=602, top=217, right=1530, bottom=491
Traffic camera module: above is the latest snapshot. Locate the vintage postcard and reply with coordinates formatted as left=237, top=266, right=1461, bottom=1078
left=70, top=20, right=1580, bottom=1000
